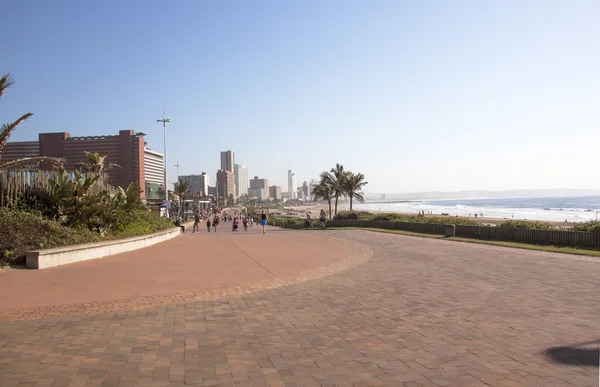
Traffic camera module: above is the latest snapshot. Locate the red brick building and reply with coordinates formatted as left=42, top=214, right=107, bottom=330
left=3, top=130, right=146, bottom=198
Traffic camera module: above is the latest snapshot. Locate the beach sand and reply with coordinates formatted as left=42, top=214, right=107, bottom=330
left=277, top=203, right=574, bottom=228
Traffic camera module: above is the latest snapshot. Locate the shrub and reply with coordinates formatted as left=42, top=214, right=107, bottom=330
left=0, top=208, right=101, bottom=266
left=333, top=211, right=371, bottom=220
left=499, top=220, right=555, bottom=230
left=0, top=208, right=174, bottom=266
left=571, top=220, right=600, bottom=233
left=110, top=210, right=174, bottom=238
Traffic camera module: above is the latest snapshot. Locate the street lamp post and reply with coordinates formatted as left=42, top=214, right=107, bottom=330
left=157, top=113, right=171, bottom=218
left=174, top=161, right=182, bottom=217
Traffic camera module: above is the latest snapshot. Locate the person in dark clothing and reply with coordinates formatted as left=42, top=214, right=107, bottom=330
left=206, top=218, right=211, bottom=232
left=260, top=211, right=267, bottom=234
left=193, top=213, right=200, bottom=233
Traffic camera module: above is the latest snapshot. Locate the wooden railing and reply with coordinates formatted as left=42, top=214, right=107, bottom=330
left=0, top=170, right=114, bottom=208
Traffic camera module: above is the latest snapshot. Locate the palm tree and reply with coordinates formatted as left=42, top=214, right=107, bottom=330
left=76, top=151, right=120, bottom=189
left=329, top=163, right=347, bottom=216
left=311, top=177, right=334, bottom=219
left=174, top=178, right=191, bottom=217
left=344, top=172, right=368, bottom=210
left=0, top=73, right=63, bottom=170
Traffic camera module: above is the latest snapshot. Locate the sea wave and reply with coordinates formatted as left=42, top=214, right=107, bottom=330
left=355, top=196, right=600, bottom=222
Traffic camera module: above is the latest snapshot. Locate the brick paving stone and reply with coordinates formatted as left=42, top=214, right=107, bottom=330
left=0, top=230, right=599, bottom=386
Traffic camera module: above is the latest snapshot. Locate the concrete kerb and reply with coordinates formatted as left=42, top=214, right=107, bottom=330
left=25, top=222, right=193, bottom=270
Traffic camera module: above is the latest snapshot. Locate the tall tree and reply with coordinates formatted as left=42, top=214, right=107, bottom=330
left=311, top=177, right=334, bottom=219
left=0, top=73, right=63, bottom=170
left=329, top=163, right=347, bottom=215
left=311, top=172, right=334, bottom=219
left=344, top=172, right=368, bottom=210
left=173, top=178, right=191, bottom=216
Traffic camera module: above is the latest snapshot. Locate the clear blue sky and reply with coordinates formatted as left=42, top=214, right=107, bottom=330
left=2, top=0, right=599, bottom=193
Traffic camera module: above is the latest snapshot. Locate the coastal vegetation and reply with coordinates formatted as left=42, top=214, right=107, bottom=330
left=0, top=73, right=173, bottom=266
left=312, top=163, right=368, bottom=217
left=499, top=220, right=556, bottom=230
left=334, top=211, right=482, bottom=226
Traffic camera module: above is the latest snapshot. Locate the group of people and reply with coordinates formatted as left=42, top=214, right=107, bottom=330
left=304, top=209, right=328, bottom=229
left=192, top=210, right=269, bottom=234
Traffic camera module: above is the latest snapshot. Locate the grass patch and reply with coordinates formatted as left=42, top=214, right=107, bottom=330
left=326, top=227, right=600, bottom=258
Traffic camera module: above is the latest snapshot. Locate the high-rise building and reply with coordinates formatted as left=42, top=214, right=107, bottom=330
left=302, top=181, right=309, bottom=199
left=3, top=130, right=146, bottom=197
left=288, top=170, right=297, bottom=199
left=297, top=187, right=305, bottom=200
left=269, top=185, right=282, bottom=200
left=199, top=172, right=209, bottom=197
left=179, top=173, right=209, bottom=198
left=216, top=169, right=236, bottom=200
left=144, top=148, right=164, bottom=199
left=248, top=188, right=269, bottom=201
left=220, top=150, right=234, bottom=172
left=250, top=176, right=269, bottom=189
left=308, top=179, right=318, bottom=201
left=234, top=164, right=248, bottom=197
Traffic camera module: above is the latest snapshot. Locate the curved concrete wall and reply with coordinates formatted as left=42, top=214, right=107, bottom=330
left=26, top=226, right=183, bottom=269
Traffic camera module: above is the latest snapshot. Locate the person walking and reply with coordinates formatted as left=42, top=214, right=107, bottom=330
left=242, top=217, right=248, bottom=231
left=193, top=212, right=200, bottom=233
left=319, top=209, right=327, bottom=229
left=206, top=218, right=211, bottom=233
left=213, top=216, right=220, bottom=232
left=260, top=211, right=268, bottom=234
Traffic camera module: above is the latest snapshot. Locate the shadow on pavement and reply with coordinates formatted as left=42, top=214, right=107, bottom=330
left=544, top=340, right=599, bottom=367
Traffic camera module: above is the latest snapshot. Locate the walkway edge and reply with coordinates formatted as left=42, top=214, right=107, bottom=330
left=26, top=225, right=187, bottom=269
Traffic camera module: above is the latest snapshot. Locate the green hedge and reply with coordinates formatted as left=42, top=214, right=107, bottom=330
left=571, top=220, right=600, bottom=233
left=0, top=208, right=174, bottom=266
left=333, top=211, right=480, bottom=226
left=499, top=220, right=556, bottom=230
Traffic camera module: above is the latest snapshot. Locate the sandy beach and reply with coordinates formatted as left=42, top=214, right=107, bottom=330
left=277, top=203, right=574, bottom=228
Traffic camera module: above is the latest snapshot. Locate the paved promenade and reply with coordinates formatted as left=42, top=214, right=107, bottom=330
left=0, top=228, right=598, bottom=386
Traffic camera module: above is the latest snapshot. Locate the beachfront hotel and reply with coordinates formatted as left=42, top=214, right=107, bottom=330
left=3, top=130, right=155, bottom=198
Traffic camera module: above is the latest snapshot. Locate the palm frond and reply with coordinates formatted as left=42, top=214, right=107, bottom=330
left=0, top=73, right=14, bottom=99
left=0, top=156, right=64, bottom=171
left=0, top=113, right=33, bottom=150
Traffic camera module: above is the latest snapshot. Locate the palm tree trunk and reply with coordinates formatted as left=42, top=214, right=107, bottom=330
left=328, top=200, right=332, bottom=219
left=334, top=196, right=338, bottom=215
left=350, top=195, right=353, bottom=211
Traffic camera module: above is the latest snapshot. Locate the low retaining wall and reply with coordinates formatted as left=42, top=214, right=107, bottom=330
left=26, top=226, right=185, bottom=269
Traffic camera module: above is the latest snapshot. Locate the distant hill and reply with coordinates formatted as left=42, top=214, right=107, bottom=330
left=366, top=189, right=600, bottom=201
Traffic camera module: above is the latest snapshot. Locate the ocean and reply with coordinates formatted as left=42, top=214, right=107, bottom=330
left=354, top=196, right=600, bottom=222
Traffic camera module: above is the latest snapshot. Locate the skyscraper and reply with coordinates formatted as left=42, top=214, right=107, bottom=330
left=216, top=169, right=236, bottom=200
left=179, top=172, right=209, bottom=198
left=269, top=185, right=282, bottom=200
left=250, top=176, right=269, bottom=189
left=288, top=169, right=297, bottom=199
left=234, top=164, right=248, bottom=197
left=220, top=150, right=234, bottom=172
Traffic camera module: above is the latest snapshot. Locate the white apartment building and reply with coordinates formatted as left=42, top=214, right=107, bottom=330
left=288, top=169, right=297, bottom=199
left=144, top=148, right=164, bottom=186
left=234, top=164, right=248, bottom=197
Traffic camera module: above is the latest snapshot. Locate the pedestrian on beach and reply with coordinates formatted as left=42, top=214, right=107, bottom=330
left=260, top=211, right=268, bottom=234
left=243, top=217, right=248, bottom=231
left=213, top=216, right=220, bottom=232
left=206, top=218, right=211, bottom=232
